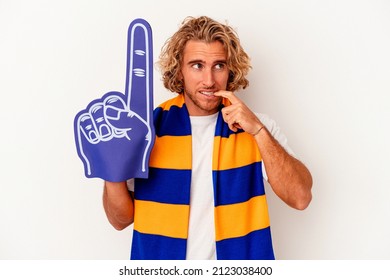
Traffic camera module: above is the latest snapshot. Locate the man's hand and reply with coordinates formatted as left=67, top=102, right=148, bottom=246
left=215, top=90, right=263, bottom=135
left=74, top=19, right=155, bottom=182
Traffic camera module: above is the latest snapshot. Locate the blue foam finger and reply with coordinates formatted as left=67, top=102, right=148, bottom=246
left=74, top=19, right=155, bottom=182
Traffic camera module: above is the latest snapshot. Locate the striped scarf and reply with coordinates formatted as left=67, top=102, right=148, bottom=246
left=131, top=94, right=274, bottom=260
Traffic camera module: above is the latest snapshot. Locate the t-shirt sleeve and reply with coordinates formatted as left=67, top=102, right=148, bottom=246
left=127, top=178, right=135, bottom=192
left=256, top=113, right=295, bottom=182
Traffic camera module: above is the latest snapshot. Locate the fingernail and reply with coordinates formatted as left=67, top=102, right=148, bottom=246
left=105, top=107, right=121, bottom=120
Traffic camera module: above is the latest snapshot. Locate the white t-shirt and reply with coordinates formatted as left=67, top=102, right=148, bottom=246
left=186, top=112, right=218, bottom=259
left=128, top=112, right=294, bottom=260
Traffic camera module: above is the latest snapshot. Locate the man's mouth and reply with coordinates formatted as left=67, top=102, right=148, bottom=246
left=200, top=91, right=216, bottom=96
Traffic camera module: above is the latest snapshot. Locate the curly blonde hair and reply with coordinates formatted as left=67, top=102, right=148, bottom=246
left=158, top=16, right=251, bottom=94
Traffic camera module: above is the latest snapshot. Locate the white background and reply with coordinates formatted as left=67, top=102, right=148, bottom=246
left=1, top=0, right=389, bottom=260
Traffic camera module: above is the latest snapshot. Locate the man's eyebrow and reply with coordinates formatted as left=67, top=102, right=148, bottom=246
left=214, top=60, right=227, bottom=64
left=187, top=59, right=205, bottom=65
left=186, top=59, right=227, bottom=64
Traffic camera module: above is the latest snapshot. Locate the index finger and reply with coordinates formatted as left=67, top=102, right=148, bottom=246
left=124, top=18, right=153, bottom=124
left=214, top=90, right=240, bottom=104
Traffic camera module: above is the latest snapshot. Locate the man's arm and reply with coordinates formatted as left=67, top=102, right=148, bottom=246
left=103, top=181, right=134, bottom=230
left=215, top=90, right=313, bottom=210
left=253, top=126, right=312, bottom=210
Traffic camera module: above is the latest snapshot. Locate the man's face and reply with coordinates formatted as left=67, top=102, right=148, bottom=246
left=180, top=40, right=229, bottom=116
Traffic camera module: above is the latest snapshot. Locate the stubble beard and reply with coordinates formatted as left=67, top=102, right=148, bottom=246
left=183, top=88, right=222, bottom=115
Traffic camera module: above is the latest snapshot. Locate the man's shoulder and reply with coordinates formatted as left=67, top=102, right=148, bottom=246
left=154, top=94, right=184, bottom=111
left=255, top=112, right=276, bottom=128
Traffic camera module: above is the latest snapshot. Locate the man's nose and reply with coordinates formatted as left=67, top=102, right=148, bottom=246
left=202, top=68, right=215, bottom=88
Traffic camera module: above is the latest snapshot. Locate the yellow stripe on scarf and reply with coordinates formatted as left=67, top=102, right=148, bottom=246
left=134, top=200, right=190, bottom=239
left=149, top=135, right=192, bottom=169
left=214, top=195, right=270, bottom=241
left=157, top=94, right=185, bottom=110
left=213, top=133, right=262, bottom=171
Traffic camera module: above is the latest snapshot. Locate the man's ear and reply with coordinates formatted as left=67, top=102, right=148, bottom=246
left=177, top=72, right=185, bottom=93
left=228, top=71, right=235, bottom=82
left=178, top=71, right=183, bottom=80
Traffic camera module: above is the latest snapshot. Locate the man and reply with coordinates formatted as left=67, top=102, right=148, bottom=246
left=103, top=16, right=312, bottom=260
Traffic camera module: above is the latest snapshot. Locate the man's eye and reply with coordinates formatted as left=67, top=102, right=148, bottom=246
left=192, top=63, right=203, bottom=69
left=214, top=63, right=226, bottom=70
